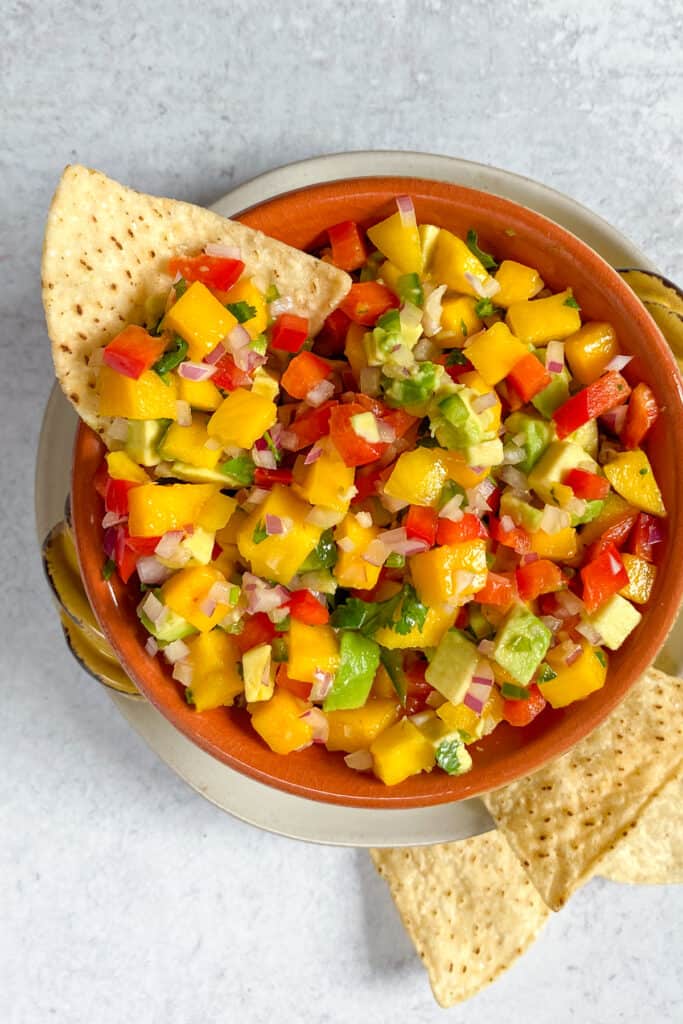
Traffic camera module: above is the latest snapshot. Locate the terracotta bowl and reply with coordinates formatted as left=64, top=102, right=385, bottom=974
left=72, top=177, right=683, bottom=808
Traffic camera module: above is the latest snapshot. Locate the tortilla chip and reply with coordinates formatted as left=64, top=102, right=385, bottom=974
left=42, top=165, right=350, bottom=433
left=483, top=668, right=683, bottom=910
left=597, top=770, right=683, bottom=885
left=370, top=834, right=549, bottom=1007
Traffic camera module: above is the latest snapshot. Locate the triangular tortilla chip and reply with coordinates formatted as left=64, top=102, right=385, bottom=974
left=371, top=834, right=549, bottom=1007
left=42, top=165, right=350, bottom=433
left=483, top=668, right=683, bottom=909
left=597, top=770, right=683, bottom=885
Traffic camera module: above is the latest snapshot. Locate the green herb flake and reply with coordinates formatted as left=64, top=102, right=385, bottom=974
left=227, top=300, right=257, bottom=324
left=564, top=296, right=581, bottom=310
left=474, top=297, right=497, bottom=318
left=379, top=648, right=407, bottom=705
left=263, top=431, right=282, bottom=465
left=446, top=348, right=469, bottom=367
left=265, top=284, right=280, bottom=304
left=392, top=585, right=429, bottom=636
left=466, top=229, right=498, bottom=271
left=219, top=455, right=255, bottom=487
left=385, top=552, right=406, bottom=569
left=397, top=273, right=424, bottom=309
left=153, top=336, right=189, bottom=382
left=102, top=558, right=116, bottom=581
left=174, top=278, right=188, bottom=299
left=272, top=637, right=289, bottom=662
left=501, top=682, right=530, bottom=700
left=537, top=662, right=558, bottom=683
left=460, top=318, right=468, bottom=338
left=360, top=251, right=385, bottom=283
left=595, top=649, right=607, bottom=667
left=184, top=688, right=195, bottom=706
left=438, top=479, right=466, bottom=509
left=639, top=467, right=649, bottom=476
left=435, top=737, right=467, bottom=775
left=252, top=520, right=268, bottom=545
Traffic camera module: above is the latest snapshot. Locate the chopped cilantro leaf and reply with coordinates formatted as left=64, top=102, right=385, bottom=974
left=595, top=649, right=607, bottom=667
left=397, top=273, right=424, bottom=308
left=379, top=648, right=407, bottom=705
left=466, top=229, right=498, bottom=271
left=435, top=737, right=470, bottom=775
left=174, top=277, right=188, bottom=299
left=102, top=558, right=116, bottom=581
left=501, top=682, right=530, bottom=700
left=252, top=520, right=268, bottom=545
left=446, top=349, right=469, bottom=367
left=392, top=584, right=428, bottom=635
left=227, top=300, right=257, bottom=323
left=153, top=336, right=188, bottom=382
left=564, top=296, right=581, bottom=309
left=385, top=552, right=405, bottom=568
left=460, top=318, right=468, bottom=338
left=184, top=688, right=195, bottom=706
left=263, top=431, right=282, bottom=465
left=474, top=297, right=498, bottom=318
left=639, top=467, right=649, bottom=475
left=537, top=662, right=557, bottom=683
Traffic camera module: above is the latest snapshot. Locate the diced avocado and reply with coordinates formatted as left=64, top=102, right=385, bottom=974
left=528, top=441, right=599, bottom=507
left=425, top=629, right=479, bottom=704
left=243, top=643, right=275, bottom=702
left=410, top=710, right=459, bottom=748
left=499, top=492, right=544, bottom=533
left=125, top=419, right=169, bottom=467
left=570, top=498, right=604, bottom=526
left=585, top=594, right=642, bottom=650
left=182, top=527, right=215, bottom=565
left=419, top=224, right=441, bottom=269
left=324, top=632, right=380, bottom=711
left=139, top=607, right=197, bottom=643
left=504, top=411, right=553, bottom=473
left=467, top=603, right=493, bottom=639
left=411, top=711, right=473, bottom=774
left=350, top=411, right=380, bottom=443
left=565, top=417, right=598, bottom=458
left=532, top=366, right=570, bottom=418
left=169, top=461, right=231, bottom=485
left=436, top=388, right=482, bottom=449
left=492, top=606, right=552, bottom=685
left=298, top=529, right=337, bottom=572
left=365, top=309, right=402, bottom=365
left=466, top=438, right=504, bottom=467
left=384, top=361, right=439, bottom=408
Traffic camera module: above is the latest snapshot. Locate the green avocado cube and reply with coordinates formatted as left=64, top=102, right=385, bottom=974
left=585, top=594, right=642, bottom=650
left=504, top=411, right=553, bottom=473
left=528, top=441, right=599, bottom=506
left=425, top=629, right=479, bottom=703
left=532, top=366, right=570, bottom=418
left=493, top=606, right=552, bottom=685
left=437, top=389, right=483, bottom=448
left=499, top=492, right=544, bottom=533
left=125, top=419, right=169, bottom=466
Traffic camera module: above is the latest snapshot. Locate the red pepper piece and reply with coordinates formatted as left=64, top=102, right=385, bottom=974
left=580, top=542, right=629, bottom=612
left=564, top=467, right=610, bottom=501
left=234, top=613, right=276, bottom=654
left=436, top=512, right=488, bottom=547
left=275, top=663, right=312, bottom=700
left=403, top=659, right=434, bottom=716
left=585, top=511, right=638, bottom=561
left=288, top=589, right=330, bottom=625
left=405, top=506, right=438, bottom=547
left=104, top=477, right=137, bottom=516
left=515, top=559, right=564, bottom=602
left=212, top=352, right=252, bottom=391
left=621, top=382, right=659, bottom=449
left=628, top=512, right=665, bottom=562
left=253, top=467, right=294, bottom=489
left=315, top=308, right=351, bottom=358
left=327, top=220, right=368, bottom=272
left=102, top=325, right=167, bottom=380
left=329, top=403, right=385, bottom=467
left=168, top=254, right=245, bottom=292
left=340, top=282, right=399, bottom=326
left=489, top=515, right=531, bottom=553
left=475, top=571, right=517, bottom=606
left=507, top=352, right=551, bottom=403
left=287, top=400, right=337, bottom=451
left=281, top=351, right=331, bottom=399
left=502, top=684, right=546, bottom=727
left=271, top=314, right=310, bottom=354
left=553, top=371, right=631, bottom=439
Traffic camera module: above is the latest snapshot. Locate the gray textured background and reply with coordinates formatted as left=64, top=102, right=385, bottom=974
left=3, top=1, right=682, bottom=1021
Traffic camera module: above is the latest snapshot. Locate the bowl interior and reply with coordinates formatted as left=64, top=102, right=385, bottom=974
left=72, top=176, right=683, bottom=808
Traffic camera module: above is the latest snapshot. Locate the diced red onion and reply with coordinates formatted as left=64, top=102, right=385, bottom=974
left=502, top=447, right=526, bottom=469
left=565, top=497, right=587, bottom=519
left=198, top=599, right=215, bottom=626
left=344, top=750, right=373, bottom=772
left=472, top=392, right=497, bottom=413
left=300, top=707, right=329, bottom=744
left=564, top=642, right=583, bottom=666
left=540, top=505, right=571, bottom=534
left=545, top=340, right=565, bottom=375
left=647, top=518, right=665, bottom=546
left=362, top=539, right=389, bottom=566
left=395, top=194, right=416, bottom=228
left=226, top=324, right=250, bottom=353
left=155, top=530, right=185, bottom=559
left=576, top=621, right=604, bottom=645
left=540, top=614, right=563, bottom=633
left=439, top=495, right=464, bottom=521
left=175, top=401, right=192, bottom=426
left=337, top=537, right=355, bottom=553
left=178, top=361, right=217, bottom=382
left=310, top=669, right=334, bottom=701
left=470, top=465, right=485, bottom=475
left=141, top=591, right=165, bottom=624
left=265, top=513, right=292, bottom=536
left=164, top=638, right=190, bottom=665
left=204, top=242, right=241, bottom=260
left=234, top=345, right=266, bottom=374
left=511, top=431, right=527, bottom=447
left=413, top=338, right=434, bottom=361
left=208, top=580, right=234, bottom=606
left=242, top=573, right=289, bottom=614
left=555, top=590, right=584, bottom=615
left=601, top=406, right=628, bottom=435
left=268, top=605, right=290, bottom=624
left=376, top=420, right=397, bottom=444
left=520, top=551, right=540, bottom=565
left=464, top=272, right=500, bottom=299
left=252, top=446, right=277, bottom=470
left=500, top=465, right=527, bottom=490
left=304, top=443, right=324, bottom=466
left=500, top=515, right=515, bottom=532
left=305, top=506, right=346, bottom=528
left=108, top=417, right=129, bottom=442
left=422, top=284, right=447, bottom=337
left=305, top=380, right=335, bottom=408
left=204, top=341, right=227, bottom=366
left=144, top=636, right=158, bottom=657
left=377, top=527, right=428, bottom=557
left=355, top=511, right=373, bottom=528
left=102, top=510, right=126, bottom=529
left=605, top=354, right=633, bottom=373
left=243, top=487, right=269, bottom=510
left=463, top=662, right=494, bottom=715
left=360, top=366, right=381, bottom=396
left=103, top=527, right=118, bottom=560
left=172, top=662, right=193, bottom=686
left=136, top=556, right=174, bottom=585
left=477, top=638, right=495, bottom=657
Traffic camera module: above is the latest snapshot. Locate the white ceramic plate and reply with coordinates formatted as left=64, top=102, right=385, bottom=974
left=35, top=151, right=679, bottom=847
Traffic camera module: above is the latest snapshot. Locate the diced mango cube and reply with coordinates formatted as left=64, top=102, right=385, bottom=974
left=377, top=260, right=403, bottom=295
left=493, top=260, right=544, bottom=307
left=603, top=450, right=665, bottom=517
left=293, top=437, right=356, bottom=512
left=127, top=482, right=218, bottom=537
left=439, top=295, right=483, bottom=341
left=161, top=565, right=231, bottom=632
left=326, top=699, right=401, bottom=753
left=410, top=540, right=488, bottom=608
left=370, top=718, right=435, bottom=786
left=218, top=277, right=268, bottom=340
left=465, top=322, right=529, bottom=385
left=177, top=375, right=223, bottom=411
left=375, top=606, right=456, bottom=649
left=367, top=212, right=423, bottom=275
left=208, top=387, right=277, bottom=450
left=333, top=513, right=382, bottom=590
left=249, top=689, right=313, bottom=755
left=529, top=526, right=578, bottom=560
left=197, top=492, right=237, bottom=533
left=185, top=631, right=243, bottom=711
left=458, top=370, right=502, bottom=436
left=287, top=619, right=340, bottom=684
left=164, top=281, right=237, bottom=361
left=436, top=700, right=482, bottom=742
left=620, top=553, right=657, bottom=604
left=429, top=229, right=489, bottom=295
left=159, top=413, right=221, bottom=470
left=236, top=484, right=322, bottom=585
left=105, top=450, right=149, bottom=483
left=540, top=640, right=608, bottom=708
left=98, top=365, right=178, bottom=420
left=506, top=290, right=582, bottom=346
left=565, top=322, right=619, bottom=385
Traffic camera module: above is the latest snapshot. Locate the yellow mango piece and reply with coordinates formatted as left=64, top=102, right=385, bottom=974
left=161, top=565, right=230, bottom=632
left=344, top=321, right=368, bottom=381
left=370, top=665, right=397, bottom=700
left=128, top=483, right=218, bottom=537
left=250, top=369, right=280, bottom=402
left=378, top=260, right=403, bottom=295
left=366, top=211, right=423, bottom=275
left=458, top=370, right=502, bottom=435
left=465, top=322, right=529, bottom=385
left=216, top=509, right=247, bottom=549
left=565, top=322, right=619, bottom=385
left=578, top=493, right=635, bottom=547
left=197, top=492, right=236, bottom=533
left=326, top=699, right=401, bottom=753
left=383, top=448, right=447, bottom=506
left=620, top=553, right=657, bottom=604
left=333, top=513, right=382, bottom=590
left=237, top=484, right=322, bottom=585
left=249, top=689, right=313, bottom=755
left=603, top=450, right=665, bottom=517
left=159, top=413, right=221, bottom=470
left=211, top=544, right=239, bottom=580
left=493, top=260, right=544, bottom=307
left=429, top=229, right=489, bottom=295
left=540, top=640, right=608, bottom=709
left=208, top=388, right=277, bottom=450
left=219, top=277, right=268, bottom=340
left=288, top=619, right=340, bottom=684
left=98, top=365, right=178, bottom=420
left=480, top=688, right=505, bottom=736
left=529, top=527, right=578, bottom=560
left=375, top=606, right=456, bottom=650
left=164, top=281, right=237, bottom=361
left=506, top=290, right=582, bottom=346
left=410, top=540, right=488, bottom=608
left=438, top=295, right=483, bottom=341
left=436, top=700, right=481, bottom=742
left=186, top=631, right=243, bottom=711
left=370, top=718, right=435, bottom=786
left=105, top=450, right=148, bottom=483
left=177, top=375, right=222, bottom=411
left=293, top=437, right=356, bottom=512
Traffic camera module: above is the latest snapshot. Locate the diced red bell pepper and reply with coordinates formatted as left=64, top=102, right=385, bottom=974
left=507, top=353, right=551, bottom=403
left=585, top=511, right=638, bottom=561
left=276, top=663, right=312, bottom=700
left=553, top=371, right=631, bottom=440
left=168, top=254, right=245, bottom=292
left=270, top=313, right=310, bottom=353
left=455, top=606, right=469, bottom=629
left=104, top=477, right=137, bottom=516
left=327, top=220, right=368, bottom=272
left=212, top=352, right=252, bottom=391
left=515, top=559, right=564, bottom=602
left=628, top=512, right=665, bottom=562
left=436, top=512, right=488, bottom=547
left=287, top=400, right=337, bottom=450
left=315, top=308, right=351, bottom=358
left=329, top=403, right=385, bottom=467
left=287, top=589, right=330, bottom=625
left=502, top=684, right=546, bottom=727
left=102, top=325, right=167, bottom=380
left=94, top=461, right=110, bottom=499
left=475, top=571, right=517, bottom=606
left=352, top=465, right=387, bottom=504
left=281, top=351, right=331, bottom=399
left=580, top=542, right=629, bottom=612
left=621, top=382, right=659, bottom=449
left=253, top=467, right=294, bottom=488
left=564, top=467, right=610, bottom=501
left=443, top=354, right=475, bottom=384
left=234, top=612, right=276, bottom=654
left=113, top=527, right=137, bottom=584
left=126, top=535, right=162, bottom=556
left=489, top=515, right=531, bottom=553
left=405, top=506, right=438, bottom=547
left=340, top=282, right=399, bottom=326
left=382, top=408, right=419, bottom=440
left=404, top=659, right=434, bottom=716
